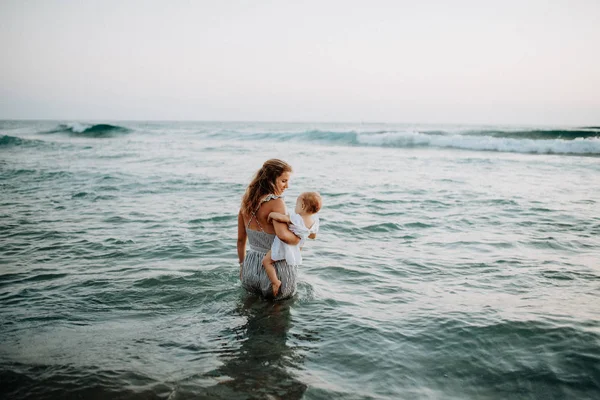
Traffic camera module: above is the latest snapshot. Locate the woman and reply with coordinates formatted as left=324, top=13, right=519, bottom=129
left=237, top=159, right=301, bottom=299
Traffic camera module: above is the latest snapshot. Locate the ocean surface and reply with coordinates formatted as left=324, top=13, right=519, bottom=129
left=1, top=120, right=599, bottom=399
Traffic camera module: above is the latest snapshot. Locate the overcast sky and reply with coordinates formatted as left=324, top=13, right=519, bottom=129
left=1, top=0, right=598, bottom=124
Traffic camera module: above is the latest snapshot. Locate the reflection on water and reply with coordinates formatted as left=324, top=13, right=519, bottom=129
left=0, top=294, right=311, bottom=400
left=199, top=295, right=308, bottom=399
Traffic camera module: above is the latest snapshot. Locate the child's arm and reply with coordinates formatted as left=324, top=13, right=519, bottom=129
left=308, top=233, right=317, bottom=239
left=268, top=212, right=290, bottom=224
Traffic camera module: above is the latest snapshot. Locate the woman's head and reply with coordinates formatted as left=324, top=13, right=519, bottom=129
left=241, top=159, right=293, bottom=216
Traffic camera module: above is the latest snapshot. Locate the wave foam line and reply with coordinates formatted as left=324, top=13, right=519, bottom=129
left=356, top=131, right=600, bottom=155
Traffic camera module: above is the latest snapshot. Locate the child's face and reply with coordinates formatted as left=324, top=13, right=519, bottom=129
left=295, top=196, right=304, bottom=214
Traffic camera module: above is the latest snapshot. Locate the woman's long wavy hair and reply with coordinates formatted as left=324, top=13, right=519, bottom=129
left=241, top=159, right=292, bottom=216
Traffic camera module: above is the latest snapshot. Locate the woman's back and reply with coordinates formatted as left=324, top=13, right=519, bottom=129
left=243, top=194, right=285, bottom=235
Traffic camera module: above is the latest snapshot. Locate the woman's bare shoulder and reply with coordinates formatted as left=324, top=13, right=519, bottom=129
left=263, top=196, right=286, bottom=213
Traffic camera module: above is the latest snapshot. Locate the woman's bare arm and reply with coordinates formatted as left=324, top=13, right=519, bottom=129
left=237, top=211, right=247, bottom=279
left=273, top=221, right=300, bottom=245
left=269, top=198, right=300, bottom=245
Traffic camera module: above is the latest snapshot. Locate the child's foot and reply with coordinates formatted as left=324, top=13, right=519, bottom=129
left=272, top=280, right=282, bottom=297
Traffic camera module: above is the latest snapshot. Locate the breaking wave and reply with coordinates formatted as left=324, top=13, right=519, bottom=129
left=0, top=135, right=44, bottom=148
left=219, top=128, right=600, bottom=155
left=464, top=128, right=600, bottom=140
left=45, top=123, right=131, bottom=137
left=355, top=130, right=600, bottom=155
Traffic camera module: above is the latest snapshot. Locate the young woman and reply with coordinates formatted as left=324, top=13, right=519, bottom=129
left=237, top=159, right=301, bottom=299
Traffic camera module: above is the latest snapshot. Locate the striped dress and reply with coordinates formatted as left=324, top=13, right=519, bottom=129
left=241, top=195, right=298, bottom=300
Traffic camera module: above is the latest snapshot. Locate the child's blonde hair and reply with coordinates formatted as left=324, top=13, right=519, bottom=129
left=301, top=192, right=322, bottom=214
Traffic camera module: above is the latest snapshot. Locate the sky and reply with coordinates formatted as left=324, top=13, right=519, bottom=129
left=1, top=0, right=599, bottom=125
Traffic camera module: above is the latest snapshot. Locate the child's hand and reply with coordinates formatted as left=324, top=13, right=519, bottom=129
left=269, top=212, right=289, bottom=223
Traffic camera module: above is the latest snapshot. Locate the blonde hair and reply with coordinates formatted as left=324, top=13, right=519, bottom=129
left=301, top=192, right=322, bottom=214
left=241, top=159, right=293, bottom=216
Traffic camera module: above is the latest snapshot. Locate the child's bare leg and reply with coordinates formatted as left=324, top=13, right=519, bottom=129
left=262, top=250, right=281, bottom=296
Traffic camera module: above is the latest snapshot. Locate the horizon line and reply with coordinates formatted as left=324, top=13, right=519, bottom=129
left=0, top=118, right=597, bottom=128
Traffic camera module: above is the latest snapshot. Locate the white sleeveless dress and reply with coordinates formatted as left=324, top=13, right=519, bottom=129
left=270, top=212, right=319, bottom=266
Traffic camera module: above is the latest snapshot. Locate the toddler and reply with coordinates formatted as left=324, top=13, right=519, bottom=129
left=262, top=192, right=321, bottom=296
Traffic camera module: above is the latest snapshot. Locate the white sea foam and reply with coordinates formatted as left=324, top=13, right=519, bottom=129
left=65, top=122, right=92, bottom=133
left=356, top=131, right=600, bottom=155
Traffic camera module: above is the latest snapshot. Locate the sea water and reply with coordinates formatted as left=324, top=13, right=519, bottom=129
left=1, top=121, right=599, bottom=399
